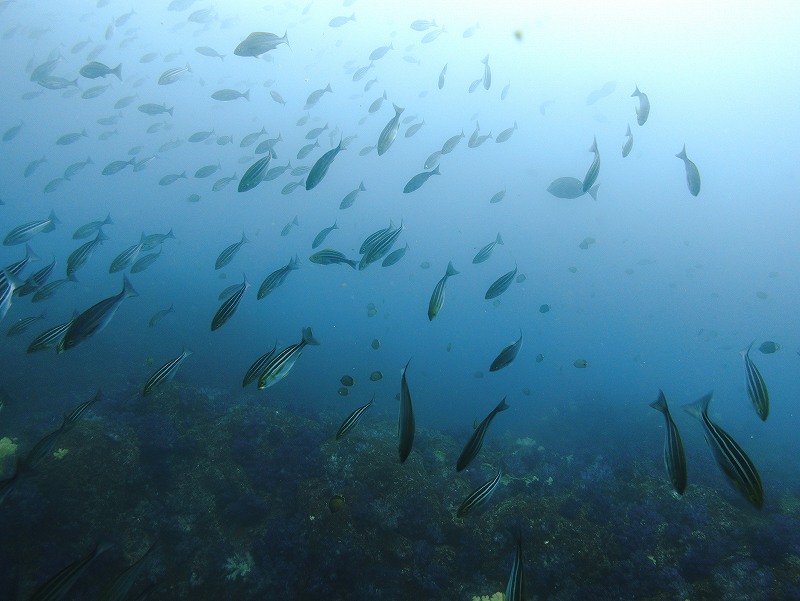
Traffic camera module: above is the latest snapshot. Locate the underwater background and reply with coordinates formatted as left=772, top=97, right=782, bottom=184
left=0, top=0, right=799, bottom=599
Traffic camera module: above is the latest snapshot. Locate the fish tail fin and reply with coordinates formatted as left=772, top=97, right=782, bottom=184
left=122, top=273, right=138, bottom=298
left=589, top=136, right=597, bottom=153
left=631, top=85, right=640, bottom=97
left=496, top=233, right=504, bottom=245
left=445, top=261, right=459, bottom=277
left=588, top=184, right=600, bottom=200
left=241, top=231, right=249, bottom=244
left=24, top=243, right=40, bottom=263
left=303, top=326, right=320, bottom=346
left=104, top=213, right=112, bottom=225
left=740, top=340, right=756, bottom=358
left=113, top=64, right=122, bottom=80
left=346, top=259, right=358, bottom=269
left=495, top=396, right=510, bottom=413
left=675, top=145, right=687, bottom=159
left=167, top=106, right=174, bottom=116
left=626, top=124, right=631, bottom=135
left=325, top=83, right=332, bottom=92
left=359, top=181, right=366, bottom=191
left=649, top=389, right=668, bottom=413
left=67, top=272, right=79, bottom=283
left=682, top=391, right=713, bottom=420
left=179, top=171, right=186, bottom=178
left=482, top=54, right=489, bottom=64
left=433, top=165, right=441, bottom=175
left=244, top=89, right=250, bottom=101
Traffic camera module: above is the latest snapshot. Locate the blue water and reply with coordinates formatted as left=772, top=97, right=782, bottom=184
left=1, top=1, right=799, bottom=599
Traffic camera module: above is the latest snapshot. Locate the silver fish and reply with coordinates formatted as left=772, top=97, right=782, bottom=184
left=631, top=85, right=650, bottom=125
left=27, top=314, right=76, bottom=353
left=158, top=63, right=191, bottom=85
left=4, top=210, right=59, bottom=246
left=138, top=103, right=173, bottom=116
left=130, top=249, right=162, bottom=273
left=398, top=360, right=414, bottom=462
left=481, top=54, right=491, bottom=89
left=485, top=265, right=518, bottom=299
left=489, top=331, right=523, bottom=372
left=377, top=104, right=404, bottom=155
left=382, top=242, right=409, bottom=267
left=403, top=166, right=440, bottom=193
left=456, top=397, right=509, bottom=471
left=306, top=139, right=344, bottom=190
left=495, top=122, right=517, bottom=143
left=148, top=304, right=174, bottom=327
left=211, top=275, right=249, bottom=331
left=582, top=137, right=600, bottom=193
left=336, top=396, right=374, bottom=440
left=80, top=61, right=122, bottom=79
left=622, top=124, right=633, bottom=157
left=438, top=63, right=447, bottom=89
left=234, top=31, right=289, bottom=58
left=216, top=232, right=248, bottom=269
left=257, top=327, right=319, bottom=389
left=238, top=156, right=271, bottom=192
left=312, top=222, right=338, bottom=249
left=457, top=470, right=502, bottom=517
left=340, top=181, right=366, bottom=209
left=650, top=390, right=688, bottom=495
left=242, top=343, right=278, bottom=387
left=441, top=131, right=464, bottom=155
left=428, top=261, right=459, bottom=320
left=143, top=347, right=192, bottom=395
left=741, top=342, right=769, bottom=421
left=257, top=256, right=299, bottom=299
left=67, top=230, right=108, bottom=277
left=304, top=83, right=332, bottom=110
left=505, top=535, right=526, bottom=601
left=309, top=249, right=357, bottom=269
left=211, top=88, right=249, bottom=101
left=675, top=145, right=701, bottom=196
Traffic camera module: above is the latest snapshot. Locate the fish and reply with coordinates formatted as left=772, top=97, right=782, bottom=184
left=212, top=173, right=237, bottom=192
left=360, top=222, right=404, bottom=270
left=682, top=392, right=764, bottom=509
left=80, top=61, right=122, bottom=79
left=457, top=470, right=502, bottom=517
left=16, top=255, right=56, bottom=297
left=270, top=90, right=286, bottom=105
left=196, top=46, right=225, bottom=60
left=211, top=275, right=249, bottom=331
left=114, top=95, right=137, bottom=109
left=309, top=249, right=357, bottom=269
left=306, top=123, right=329, bottom=140
left=369, top=371, right=383, bottom=381
left=421, top=28, right=444, bottom=43
left=582, top=137, right=600, bottom=193
left=109, top=235, right=145, bottom=272
left=368, top=91, right=388, bottom=114
left=382, top=242, right=409, bottom=267
left=258, top=256, right=299, bottom=299
left=189, top=129, right=215, bottom=143
left=238, top=156, right=271, bottom=192
left=82, top=84, right=111, bottom=99
left=27, top=543, right=111, bottom=601
left=403, top=166, right=440, bottom=193
left=306, top=139, right=344, bottom=190
left=456, top=397, right=509, bottom=471
left=148, top=304, right=174, bottom=327
left=95, top=541, right=156, bottom=601
left=650, top=390, right=688, bottom=495
left=490, top=331, right=523, bottom=371
left=329, top=13, right=355, bottom=27
left=758, top=341, right=780, bottom=354
left=138, top=103, right=173, bottom=116
left=312, top=222, right=338, bottom=249
left=30, top=57, right=62, bottom=82
left=24, top=156, right=47, bottom=177
left=398, top=361, right=415, bottom=463
left=216, top=232, right=248, bottom=269
left=424, top=151, right=442, bottom=170
left=485, top=265, right=518, bottom=299
left=56, top=129, right=88, bottom=145
left=4, top=210, right=59, bottom=246
left=67, top=230, right=108, bottom=277
left=369, top=43, right=393, bottom=61
left=495, top=122, right=518, bottom=143
left=631, top=85, right=650, bottom=125
left=297, top=139, right=320, bottom=159
left=37, top=76, right=78, bottom=90
left=489, top=189, right=506, bottom=204
left=340, top=181, right=366, bottom=209
left=481, top=54, right=491, bottom=89
left=65, top=156, right=95, bottom=180
left=573, top=359, right=588, bottom=368
left=428, top=261, right=459, bottom=320
left=211, top=88, right=249, bottom=101
left=440, top=129, right=464, bottom=155
left=242, top=343, right=278, bottom=387
left=31, top=275, right=77, bottom=303
left=546, top=176, right=585, bottom=199
left=27, top=315, right=75, bottom=353
left=622, top=124, right=634, bottom=157
left=130, top=249, right=162, bottom=273
left=304, top=83, right=332, bottom=110
left=234, top=31, right=289, bottom=58
left=195, top=162, right=221, bottom=178
left=377, top=104, right=404, bottom=156
left=741, top=343, right=769, bottom=421
left=675, top=145, right=701, bottom=196
left=281, top=216, right=299, bottom=237
left=257, top=327, right=320, bottom=389
left=352, top=62, right=374, bottom=82
left=102, top=159, right=134, bottom=176
left=411, top=19, right=437, bottom=31
left=6, top=311, right=45, bottom=336
left=505, top=535, right=526, bottom=601
left=158, top=63, right=191, bottom=85
left=336, top=396, right=374, bottom=440
left=58, top=275, right=138, bottom=352
left=438, top=63, right=447, bottom=89
left=405, top=120, right=425, bottom=138
left=143, top=347, right=192, bottom=395
left=501, top=83, right=510, bottom=100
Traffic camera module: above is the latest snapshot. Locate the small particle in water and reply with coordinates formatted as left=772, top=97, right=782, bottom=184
left=539, top=304, right=550, bottom=313
left=474, top=370, right=484, bottom=379
left=446, top=342, right=452, bottom=352
left=535, top=354, right=544, bottom=363
left=337, top=387, right=349, bottom=396
left=624, top=268, right=634, bottom=275
left=369, top=370, right=383, bottom=381
left=522, top=387, right=531, bottom=396
left=755, top=291, right=768, bottom=299
left=578, top=237, right=596, bottom=250
left=516, top=273, right=526, bottom=283
left=758, top=341, right=781, bottom=354
left=568, top=266, right=577, bottom=273
left=492, top=300, right=501, bottom=307
left=340, top=375, right=355, bottom=386
left=420, top=261, right=431, bottom=269
left=371, top=338, right=380, bottom=350
left=574, top=359, right=588, bottom=368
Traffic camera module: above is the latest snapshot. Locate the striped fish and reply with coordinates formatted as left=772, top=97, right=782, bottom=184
left=6, top=311, right=45, bottom=336
left=32, top=274, right=77, bottom=303
left=490, top=331, right=523, bottom=372
left=3, top=209, right=59, bottom=245
left=457, top=470, right=502, bottom=517
left=305, top=138, right=344, bottom=190
left=96, top=541, right=157, bottom=601
left=485, top=265, right=518, bottom=300
left=1, top=244, right=40, bottom=293
left=505, top=535, right=526, bottom=601
left=741, top=342, right=769, bottom=421
left=312, top=222, right=338, bottom=249
left=472, top=233, right=503, bottom=264
left=682, top=391, right=764, bottom=509
left=27, top=314, right=76, bottom=353
left=211, top=275, right=249, bottom=331
left=238, top=156, right=271, bottom=192
left=27, top=543, right=111, bottom=601
left=148, top=304, right=174, bottom=328
left=0, top=270, right=19, bottom=324
left=63, top=390, right=102, bottom=430
left=257, top=256, right=299, bottom=299
left=377, top=104, right=404, bottom=156
left=73, top=213, right=112, bottom=239
left=143, top=348, right=192, bottom=396
left=336, top=396, right=374, bottom=440
left=359, top=221, right=394, bottom=254
left=309, top=249, right=358, bottom=268
left=650, top=390, right=687, bottom=495
left=359, top=222, right=404, bottom=270
left=457, top=397, right=509, bottom=471
left=59, top=275, right=138, bottom=352
left=582, top=137, right=600, bottom=192
left=428, top=261, right=459, bottom=321
left=67, top=230, right=108, bottom=277
left=382, top=242, right=409, bottom=267
left=242, top=343, right=277, bottom=387
left=22, top=420, right=69, bottom=472
left=398, top=360, right=415, bottom=463
left=257, top=327, right=320, bottom=389
left=17, top=255, right=57, bottom=296
left=215, top=232, right=248, bottom=270
left=130, top=248, right=162, bottom=273
left=141, top=229, right=175, bottom=252
left=109, top=235, right=145, bottom=273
